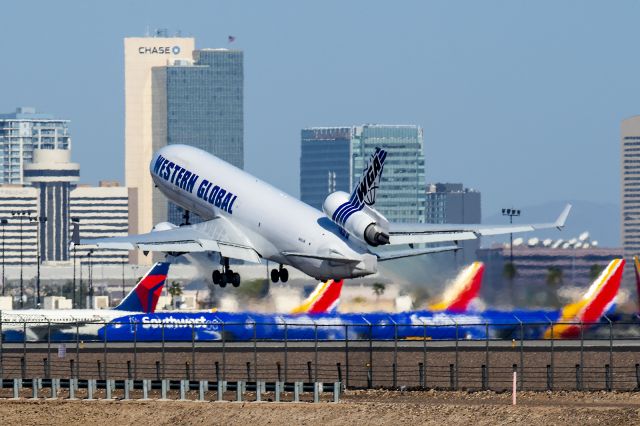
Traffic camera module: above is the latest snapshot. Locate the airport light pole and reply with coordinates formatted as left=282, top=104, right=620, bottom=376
left=11, top=210, right=31, bottom=308
left=1, top=218, right=7, bottom=296
left=31, top=215, right=47, bottom=308
left=502, top=208, right=521, bottom=264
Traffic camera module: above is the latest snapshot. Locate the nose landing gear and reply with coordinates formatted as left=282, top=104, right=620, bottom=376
left=212, top=257, right=241, bottom=287
left=270, top=264, right=289, bottom=283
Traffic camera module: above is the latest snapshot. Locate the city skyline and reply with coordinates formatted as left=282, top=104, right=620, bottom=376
left=0, top=1, right=637, bottom=245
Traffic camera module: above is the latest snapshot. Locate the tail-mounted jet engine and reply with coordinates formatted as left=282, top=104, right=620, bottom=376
left=323, top=191, right=390, bottom=246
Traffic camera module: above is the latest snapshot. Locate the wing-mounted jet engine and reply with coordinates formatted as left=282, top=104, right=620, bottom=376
left=322, top=147, right=391, bottom=247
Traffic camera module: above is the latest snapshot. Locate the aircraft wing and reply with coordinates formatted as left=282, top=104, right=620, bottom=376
left=388, top=204, right=571, bottom=245
left=79, top=217, right=261, bottom=263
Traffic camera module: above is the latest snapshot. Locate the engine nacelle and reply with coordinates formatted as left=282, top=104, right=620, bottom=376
left=323, top=191, right=390, bottom=246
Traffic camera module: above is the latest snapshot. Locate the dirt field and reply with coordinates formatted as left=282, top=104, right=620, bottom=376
left=0, top=390, right=639, bottom=425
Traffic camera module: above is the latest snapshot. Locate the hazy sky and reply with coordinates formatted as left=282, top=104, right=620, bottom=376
left=1, top=1, right=637, bottom=223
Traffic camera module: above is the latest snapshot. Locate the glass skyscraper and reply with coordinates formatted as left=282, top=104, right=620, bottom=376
left=300, top=127, right=353, bottom=210
left=152, top=48, right=244, bottom=224
left=300, top=124, right=426, bottom=223
left=0, top=107, right=71, bottom=185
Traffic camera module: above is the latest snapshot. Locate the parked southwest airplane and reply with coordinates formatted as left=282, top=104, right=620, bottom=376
left=82, top=145, right=571, bottom=287
left=88, top=258, right=623, bottom=342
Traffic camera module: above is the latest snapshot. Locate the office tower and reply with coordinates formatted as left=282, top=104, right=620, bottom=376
left=300, top=127, right=353, bottom=210
left=70, top=182, right=129, bottom=264
left=425, top=183, right=482, bottom=263
left=0, top=107, right=70, bottom=185
left=23, top=149, right=79, bottom=262
left=152, top=48, right=244, bottom=224
left=124, top=35, right=195, bottom=263
left=622, top=116, right=640, bottom=258
left=300, top=124, right=426, bottom=223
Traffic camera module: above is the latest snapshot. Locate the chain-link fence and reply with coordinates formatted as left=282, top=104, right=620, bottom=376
left=1, top=318, right=639, bottom=391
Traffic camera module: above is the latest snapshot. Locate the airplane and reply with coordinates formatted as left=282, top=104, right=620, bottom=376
left=0, top=262, right=170, bottom=341
left=80, top=144, right=571, bottom=287
left=94, top=259, right=623, bottom=342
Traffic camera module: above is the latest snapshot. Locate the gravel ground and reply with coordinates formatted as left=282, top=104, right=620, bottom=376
left=0, top=390, right=639, bottom=425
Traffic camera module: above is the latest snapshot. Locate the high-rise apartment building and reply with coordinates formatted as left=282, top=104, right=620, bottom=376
left=124, top=35, right=195, bottom=263
left=425, top=183, right=481, bottom=263
left=300, top=124, right=425, bottom=223
left=621, top=116, right=640, bottom=258
left=152, top=48, right=244, bottom=224
left=0, top=107, right=70, bottom=185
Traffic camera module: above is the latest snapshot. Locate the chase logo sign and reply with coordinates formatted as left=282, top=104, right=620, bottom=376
left=138, top=45, right=182, bottom=55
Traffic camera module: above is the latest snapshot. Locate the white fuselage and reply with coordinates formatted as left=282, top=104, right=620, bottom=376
left=151, top=144, right=377, bottom=280
left=0, top=309, right=133, bottom=337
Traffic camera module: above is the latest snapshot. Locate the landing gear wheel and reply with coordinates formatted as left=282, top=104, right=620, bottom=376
left=279, top=268, right=289, bottom=283
left=219, top=274, right=227, bottom=288
left=270, top=268, right=279, bottom=283
left=212, top=270, right=222, bottom=284
left=232, top=272, right=241, bottom=287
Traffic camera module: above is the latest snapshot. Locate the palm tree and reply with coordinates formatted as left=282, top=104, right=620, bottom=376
left=589, top=264, right=605, bottom=280
left=546, top=266, right=563, bottom=308
left=168, top=280, right=183, bottom=308
left=503, top=262, right=517, bottom=304
left=372, top=283, right=386, bottom=300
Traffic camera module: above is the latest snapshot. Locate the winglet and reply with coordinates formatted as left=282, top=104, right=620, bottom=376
left=291, top=279, right=344, bottom=314
left=115, top=262, right=171, bottom=313
left=429, top=262, right=484, bottom=312
left=555, top=204, right=572, bottom=230
left=544, top=258, right=624, bottom=339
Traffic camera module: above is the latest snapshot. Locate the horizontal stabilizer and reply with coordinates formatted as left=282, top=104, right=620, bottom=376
left=375, top=245, right=459, bottom=261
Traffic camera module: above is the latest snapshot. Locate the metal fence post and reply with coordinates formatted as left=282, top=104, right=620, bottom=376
left=576, top=364, right=582, bottom=391
left=344, top=324, right=349, bottom=388
left=422, top=320, right=427, bottom=388
left=253, top=321, right=258, bottom=383
left=133, top=321, right=138, bottom=380
left=222, top=322, right=226, bottom=382
left=103, top=321, right=108, bottom=378
left=191, top=323, right=196, bottom=380
left=605, top=364, right=612, bottom=391
left=485, top=322, right=489, bottom=389
left=161, top=322, right=166, bottom=379
left=314, top=323, right=319, bottom=383
left=75, top=321, right=80, bottom=378
left=606, top=315, right=613, bottom=388
left=284, top=322, right=288, bottom=383
left=454, top=322, right=459, bottom=390
left=47, top=322, right=51, bottom=376
left=516, top=317, right=524, bottom=391
left=393, top=321, right=398, bottom=388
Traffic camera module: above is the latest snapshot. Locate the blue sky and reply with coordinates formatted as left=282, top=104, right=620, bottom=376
left=0, top=1, right=637, bottom=233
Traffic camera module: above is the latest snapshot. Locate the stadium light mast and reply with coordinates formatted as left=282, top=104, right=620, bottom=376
left=502, top=208, right=521, bottom=264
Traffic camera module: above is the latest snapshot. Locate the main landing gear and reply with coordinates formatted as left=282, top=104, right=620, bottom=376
left=270, top=264, right=289, bottom=283
left=212, top=257, right=240, bottom=288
